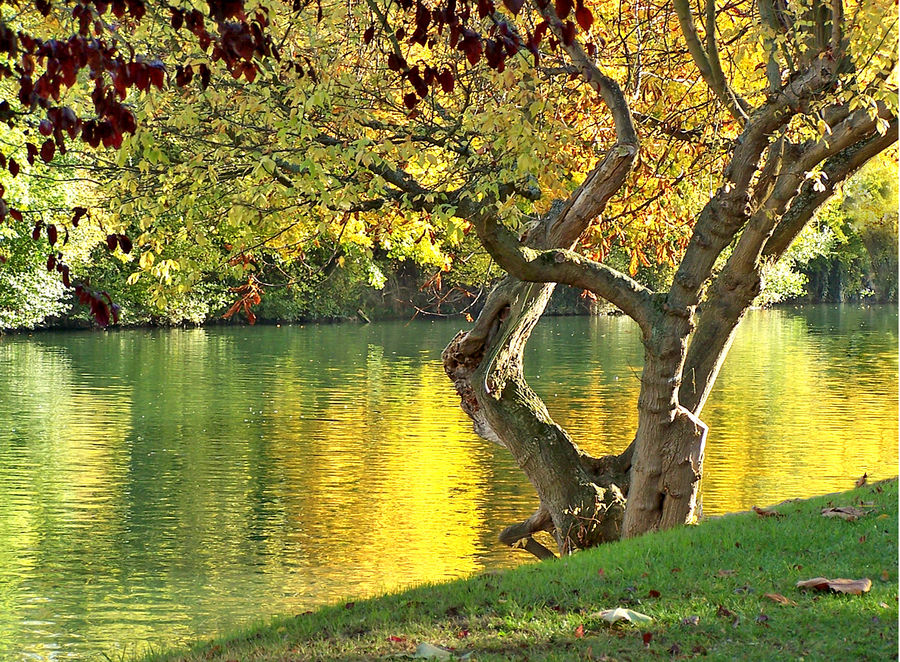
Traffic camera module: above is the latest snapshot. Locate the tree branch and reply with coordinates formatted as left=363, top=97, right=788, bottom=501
left=764, top=119, right=898, bottom=259
left=674, top=0, right=749, bottom=121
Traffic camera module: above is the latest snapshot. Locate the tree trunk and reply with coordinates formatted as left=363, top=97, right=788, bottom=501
left=443, top=275, right=630, bottom=556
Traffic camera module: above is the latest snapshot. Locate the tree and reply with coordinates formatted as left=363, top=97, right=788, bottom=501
left=1, top=0, right=896, bottom=556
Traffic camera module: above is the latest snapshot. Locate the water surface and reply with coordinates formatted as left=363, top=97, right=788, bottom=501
left=0, top=305, right=896, bottom=660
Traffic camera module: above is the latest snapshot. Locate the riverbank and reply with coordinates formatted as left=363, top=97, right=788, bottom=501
left=137, top=479, right=897, bottom=661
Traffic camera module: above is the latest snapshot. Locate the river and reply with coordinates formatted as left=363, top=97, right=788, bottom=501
left=0, top=305, right=896, bottom=660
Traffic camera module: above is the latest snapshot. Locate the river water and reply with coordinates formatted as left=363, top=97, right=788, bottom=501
left=0, top=305, right=896, bottom=660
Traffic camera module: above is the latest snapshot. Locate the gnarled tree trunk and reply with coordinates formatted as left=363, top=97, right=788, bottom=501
left=443, top=275, right=631, bottom=555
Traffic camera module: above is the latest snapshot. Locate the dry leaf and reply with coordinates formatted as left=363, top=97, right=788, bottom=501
left=574, top=624, right=585, bottom=638
left=752, top=506, right=782, bottom=518
left=413, top=642, right=453, bottom=659
left=681, top=615, right=700, bottom=626
left=717, top=569, right=736, bottom=577
left=763, top=593, right=797, bottom=606
left=855, top=473, right=868, bottom=488
left=821, top=506, right=867, bottom=521
left=716, top=605, right=735, bottom=618
left=593, top=608, right=653, bottom=625
left=881, top=570, right=890, bottom=581
left=796, top=577, right=872, bottom=595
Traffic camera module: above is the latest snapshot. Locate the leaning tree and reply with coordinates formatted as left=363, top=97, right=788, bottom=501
left=1, top=0, right=896, bottom=556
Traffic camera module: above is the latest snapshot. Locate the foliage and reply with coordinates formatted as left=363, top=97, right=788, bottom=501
left=797, top=150, right=899, bottom=302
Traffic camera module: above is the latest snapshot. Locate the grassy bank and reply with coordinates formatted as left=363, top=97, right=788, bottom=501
left=140, top=480, right=897, bottom=661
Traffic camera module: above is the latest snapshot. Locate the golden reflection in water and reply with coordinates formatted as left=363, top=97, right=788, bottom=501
left=528, top=307, right=898, bottom=515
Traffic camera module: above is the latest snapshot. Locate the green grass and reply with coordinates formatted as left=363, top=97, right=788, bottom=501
left=140, top=480, right=898, bottom=661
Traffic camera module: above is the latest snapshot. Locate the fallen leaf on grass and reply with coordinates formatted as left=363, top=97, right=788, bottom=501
left=821, top=506, right=868, bottom=521
left=796, top=577, right=872, bottom=595
left=763, top=593, right=797, bottom=606
left=413, top=642, right=453, bottom=659
left=717, top=569, right=736, bottom=577
left=855, top=472, right=867, bottom=488
left=756, top=613, right=769, bottom=625
left=593, top=608, right=653, bottom=625
left=716, top=605, right=735, bottom=619
left=642, top=632, right=653, bottom=646
left=575, top=624, right=585, bottom=638
left=681, top=615, right=700, bottom=626
left=881, top=570, right=890, bottom=581
left=752, top=506, right=783, bottom=518
left=648, top=589, right=661, bottom=598
left=388, top=635, right=407, bottom=643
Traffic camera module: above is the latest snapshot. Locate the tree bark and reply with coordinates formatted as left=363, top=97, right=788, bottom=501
left=443, top=276, right=630, bottom=556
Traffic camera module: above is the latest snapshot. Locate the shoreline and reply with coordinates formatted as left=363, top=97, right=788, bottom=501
left=3, top=301, right=896, bottom=336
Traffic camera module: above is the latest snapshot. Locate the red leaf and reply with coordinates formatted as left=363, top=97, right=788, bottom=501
left=32, top=222, right=43, bottom=240
left=39, top=119, right=53, bottom=136
left=46, top=224, right=57, bottom=245
left=555, top=0, right=572, bottom=19
left=575, top=3, right=594, bottom=31
left=47, top=253, right=56, bottom=271
left=363, top=26, right=375, bottom=44
left=403, top=92, right=418, bottom=109
left=561, top=20, right=576, bottom=45
left=40, top=139, right=55, bottom=163
left=503, top=0, right=525, bottom=14
left=72, top=207, right=87, bottom=226
left=648, top=589, right=660, bottom=598
left=460, top=31, right=483, bottom=65
left=8, top=158, right=18, bottom=177
left=642, top=632, right=653, bottom=646
left=387, top=636, right=406, bottom=642
left=438, top=69, right=455, bottom=93
left=574, top=624, right=584, bottom=638
left=107, top=234, right=118, bottom=251
left=10, top=208, right=22, bottom=222
left=148, top=61, right=165, bottom=89
left=118, top=234, right=133, bottom=253
left=387, top=52, right=406, bottom=71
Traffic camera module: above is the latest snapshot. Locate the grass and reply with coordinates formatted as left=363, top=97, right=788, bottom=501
left=139, top=479, right=898, bottom=661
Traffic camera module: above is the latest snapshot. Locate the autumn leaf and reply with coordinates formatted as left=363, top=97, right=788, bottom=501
left=752, top=506, right=783, bottom=518
left=413, top=642, right=453, bottom=659
left=574, top=624, right=584, bottom=638
left=763, top=593, right=797, bottom=606
left=796, top=577, right=872, bottom=595
left=717, top=569, right=736, bottom=577
left=855, top=472, right=868, bottom=488
left=821, top=506, right=868, bottom=521
left=593, top=608, right=653, bottom=625
left=681, top=615, right=700, bottom=626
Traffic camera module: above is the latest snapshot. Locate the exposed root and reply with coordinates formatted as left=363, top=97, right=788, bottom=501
left=499, top=506, right=557, bottom=560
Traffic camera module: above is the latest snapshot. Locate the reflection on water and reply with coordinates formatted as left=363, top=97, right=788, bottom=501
left=0, top=305, right=896, bottom=660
